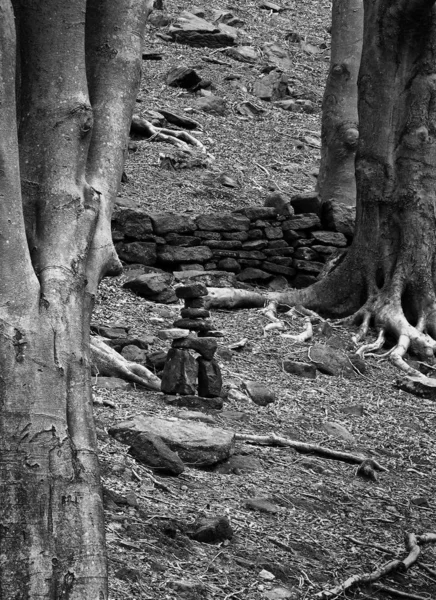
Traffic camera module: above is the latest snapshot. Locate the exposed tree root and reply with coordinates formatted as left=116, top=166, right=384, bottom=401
left=316, top=532, right=436, bottom=599
left=234, top=433, right=387, bottom=471
left=90, top=336, right=161, bottom=391
left=131, top=114, right=205, bottom=152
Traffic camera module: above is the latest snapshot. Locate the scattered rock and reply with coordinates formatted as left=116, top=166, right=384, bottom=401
left=322, top=421, right=356, bottom=444
left=127, top=432, right=185, bottom=475
left=161, top=348, right=199, bottom=395
left=169, top=11, right=237, bottom=47
left=309, top=344, right=356, bottom=377
left=167, top=579, right=208, bottom=597
left=283, top=360, right=317, bottom=379
left=215, top=454, right=262, bottom=474
left=356, top=459, right=378, bottom=481
left=245, top=497, right=278, bottom=514
left=109, top=416, right=235, bottom=467
left=188, top=515, right=233, bottom=543
left=226, top=45, right=258, bottom=63
left=196, top=95, right=227, bottom=116
left=262, top=42, right=293, bottom=70
left=243, top=381, right=276, bottom=406
left=166, top=66, right=202, bottom=89
left=253, top=70, right=289, bottom=101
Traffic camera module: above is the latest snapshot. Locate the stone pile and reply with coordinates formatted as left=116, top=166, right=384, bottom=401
left=113, top=192, right=354, bottom=290
left=160, top=283, right=223, bottom=407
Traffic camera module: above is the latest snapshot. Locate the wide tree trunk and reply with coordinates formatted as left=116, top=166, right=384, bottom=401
left=0, top=0, right=147, bottom=597
left=317, top=0, right=362, bottom=207
left=269, top=0, right=436, bottom=369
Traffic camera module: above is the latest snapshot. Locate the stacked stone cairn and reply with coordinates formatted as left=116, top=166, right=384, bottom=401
left=160, top=283, right=223, bottom=407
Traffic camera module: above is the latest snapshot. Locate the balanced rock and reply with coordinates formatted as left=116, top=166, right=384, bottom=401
left=197, top=358, right=222, bottom=398
left=161, top=348, right=198, bottom=395
left=157, top=328, right=190, bottom=341
left=172, top=335, right=217, bottom=360
left=173, top=318, right=213, bottom=333
left=175, top=283, right=208, bottom=299
left=180, top=307, right=211, bottom=319
left=109, top=416, right=235, bottom=466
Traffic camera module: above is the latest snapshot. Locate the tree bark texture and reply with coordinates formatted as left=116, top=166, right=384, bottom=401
left=317, top=0, right=362, bottom=207
left=271, top=0, right=436, bottom=366
left=0, top=0, right=147, bottom=597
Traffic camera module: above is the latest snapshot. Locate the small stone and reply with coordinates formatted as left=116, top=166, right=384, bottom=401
left=158, top=328, right=191, bottom=341
left=196, top=95, right=227, bottom=116
left=161, top=348, right=198, bottom=395
left=259, top=569, right=275, bottom=581
left=245, top=498, right=278, bottom=514
left=198, top=330, right=225, bottom=338
left=264, top=587, right=294, bottom=599
left=244, top=381, right=276, bottom=406
left=166, top=66, right=202, bottom=88
left=173, top=318, right=213, bottom=333
left=175, top=283, right=208, bottom=299
left=322, top=421, right=356, bottom=444
left=172, top=335, right=218, bottom=360
left=283, top=360, right=317, bottom=378
left=197, top=358, right=223, bottom=398
left=189, top=516, right=233, bottom=543
left=121, top=345, right=148, bottom=364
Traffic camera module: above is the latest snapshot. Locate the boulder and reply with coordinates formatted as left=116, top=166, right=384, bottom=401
left=109, top=415, right=235, bottom=466
left=172, top=335, right=218, bottom=360
left=243, top=381, right=276, bottom=406
left=197, top=358, right=223, bottom=398
left=161, top=348, right=198, bottom=395
left=283, top=360, right=317, bottom=378
left=169, top=11, right=237, bottom=47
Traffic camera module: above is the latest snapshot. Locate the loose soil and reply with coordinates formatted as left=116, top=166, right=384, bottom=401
left=94, top=2, right=436, bottom=599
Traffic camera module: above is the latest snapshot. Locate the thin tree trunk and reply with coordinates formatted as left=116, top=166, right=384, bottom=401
left=317, top=0, right=363, bottom=207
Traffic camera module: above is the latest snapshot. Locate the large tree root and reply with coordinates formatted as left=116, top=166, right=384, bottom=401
left=131, top=114, right=205, bottom=152
left=316, top=532, right=436, bottom=599
left=234, top=433, right=387, bottom=471
left=90, top=336, right=161, bottom=391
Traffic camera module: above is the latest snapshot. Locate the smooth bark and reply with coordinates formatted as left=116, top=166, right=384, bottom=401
left=317, top=0, right=363, bottom=207
left=0, top=0, right=148, bottom=596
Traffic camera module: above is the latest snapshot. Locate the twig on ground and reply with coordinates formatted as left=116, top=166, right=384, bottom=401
left=372, top=584, right=430, bottom=600
left=131, top=115, right=205, bottom=151
left=345, top=536, right=398, bottom=556
left=234, top=432, right=387, bottom=470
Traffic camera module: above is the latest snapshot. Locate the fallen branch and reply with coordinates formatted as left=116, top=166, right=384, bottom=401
left=372, top=584, right=430, bottom=600
left=131, top=115, right=205, bottom=152
left=234, top=432, right=387, bottom=471
left=205, top=287, right=266, bottom=310
left=317, top=532, right=436, bottom=599
left=90, top=336, right=161, bottom=391
left=281, top=316, right=313, bottom=342
left=345, top=536, right=397, bottom=557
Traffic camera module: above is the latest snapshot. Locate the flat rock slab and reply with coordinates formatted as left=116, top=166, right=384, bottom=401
left=127, top=432, right=185, bottom=475
left=244, top=380, right=276, bottom=406
left=309, top=344, right=357, bottom=378
left=188, top=515, right=233, bottom=543
left=109, top=416, right=235, bottom=467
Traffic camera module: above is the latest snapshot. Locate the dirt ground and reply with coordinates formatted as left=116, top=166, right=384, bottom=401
left=94, top=2, right=436, bottom=599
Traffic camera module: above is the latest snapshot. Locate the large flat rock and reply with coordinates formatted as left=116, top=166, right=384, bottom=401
left=109, top=416, right=235, bottom=467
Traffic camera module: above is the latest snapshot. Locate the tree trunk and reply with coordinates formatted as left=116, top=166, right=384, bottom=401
left=317, top=0, right=362, bottom=207
left=270, top=0, right=436, bottom=369
left=0, top=0, right=147, bottom=596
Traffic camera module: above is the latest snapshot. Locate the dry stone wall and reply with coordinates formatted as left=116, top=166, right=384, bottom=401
left=112, top=195, right=354, bottom=289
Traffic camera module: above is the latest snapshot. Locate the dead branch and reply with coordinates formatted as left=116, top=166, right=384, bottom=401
left=317, top=532, right=436, bottom=599
left=234, top=432, right=387, bottom=471
left=90, top=336, right=161, bottom=391
left=281, top=316, right=313, bottom=342
left=344, top=536, right=398, bottom=556
left=131, top=115, right=205, bottom=151
left=372, top=584, right=430, bottom=600
left=205, top=288, right=266, bottom=310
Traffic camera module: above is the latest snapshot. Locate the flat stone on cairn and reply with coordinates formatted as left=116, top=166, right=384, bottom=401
left=175, top=282, right=208, bottom=299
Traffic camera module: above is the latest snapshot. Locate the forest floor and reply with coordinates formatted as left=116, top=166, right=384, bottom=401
left=94, top=2, right=436, bottom=599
